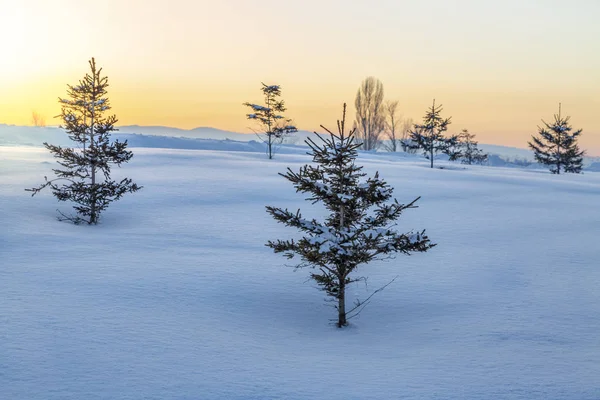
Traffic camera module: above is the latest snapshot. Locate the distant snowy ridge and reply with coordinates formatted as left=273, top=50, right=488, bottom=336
left=118, top=124, right=320, bottom=144
left=0, top=124, right=318, bottom=149
left=1, top=124, right=597, bottom=169
left=0, top=124, right=528, bottom=155
left=0, top=125, right=308, bottom=155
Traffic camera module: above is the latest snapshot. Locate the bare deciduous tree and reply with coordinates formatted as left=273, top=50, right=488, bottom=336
left=382, top=100, right=400, bottom=152
left=382, top=101, right=417, bottom=153
left=353, top=77, right=385, bottom=151
left=400, top=117, right=417, bottom=153
left=31, top=111, right=46, bottom=127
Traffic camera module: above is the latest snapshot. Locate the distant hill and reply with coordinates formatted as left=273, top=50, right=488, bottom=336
left=588, top=162, right=600, bottom=172
left=1, top=123, right=597, bottom=171
left=118, top=125, right=324, bottom=145
left=478, top=144, right=534, bottom=161
left=118, top=125, right=249, bottom=141
left=0, top=124, right=305, bottom=155
left=0, top=125, right=71, bottom=147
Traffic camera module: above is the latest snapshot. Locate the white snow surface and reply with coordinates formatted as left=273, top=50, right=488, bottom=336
left=2, top=145, right=600, bottom=399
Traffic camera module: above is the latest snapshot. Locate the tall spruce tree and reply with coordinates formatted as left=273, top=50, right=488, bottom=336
left=454, top=129, right=488, bottom=165
left=27, top=58, right=141, bottom=224
left=266, top=104, right=434, bottom=327
left=244, top=83, right=297, bottom=159
left=528, top=104, right=584, bottom=174
left=407, top=99, right=457, bottom=168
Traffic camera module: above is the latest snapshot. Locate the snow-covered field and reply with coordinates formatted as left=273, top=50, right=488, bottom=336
left=2, top=144, right=600, bottom=399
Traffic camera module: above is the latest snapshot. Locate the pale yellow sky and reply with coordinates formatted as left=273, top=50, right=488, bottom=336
left=0, top=0, right=598, bottom=153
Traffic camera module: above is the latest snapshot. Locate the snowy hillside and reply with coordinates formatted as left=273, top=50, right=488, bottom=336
left=2, top=146, right=599, bottom=399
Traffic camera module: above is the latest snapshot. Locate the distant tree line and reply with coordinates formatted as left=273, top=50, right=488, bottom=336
left=302, top=76, right=585, bottom=173
left=341, top=77, right=491, bottom=168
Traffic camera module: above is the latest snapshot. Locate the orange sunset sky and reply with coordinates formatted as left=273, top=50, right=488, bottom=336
left=1, top=0, right=599, bottom=154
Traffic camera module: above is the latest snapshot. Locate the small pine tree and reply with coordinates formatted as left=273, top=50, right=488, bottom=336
left=407, top=99, right=457, bottom=168
left=454, top=129, right=488, bottom=165
left=266, top=104, right=434, bottom=328
left=27, top=58, right=141, bottom=224
left=244, top=83, right=297, bottom=159
left=528, top=104, right=584, bottom=174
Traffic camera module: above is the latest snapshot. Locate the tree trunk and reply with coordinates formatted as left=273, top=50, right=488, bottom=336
left=268, top=134, right=273, bottom=159
left=89, top=75, right=97, bottom=224
left=557, top=104, right=561, bottom=174
left=337, top=203, right=347, bottom=327
left=90, top=168, right=97, bottom=224
left=430, top=147, right=434, bottom=168
left=267, top=94, right=273, bottom=159
left=337, top=279, right=347, bottom=328
left=90, top=108, right=96, bottom=223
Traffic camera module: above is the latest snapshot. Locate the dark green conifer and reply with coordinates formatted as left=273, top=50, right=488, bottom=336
left=407, top=99, right=457, bottom=168
left=27, top=58, right=141, bottom=224
left=244, top=83, right=297, bottom=159
left=454, top=129, right=488, bottom=165
left=529, top=104, right=584, bottom=174
left=266, top=104, right=434, bottom=327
